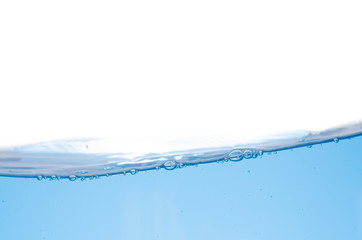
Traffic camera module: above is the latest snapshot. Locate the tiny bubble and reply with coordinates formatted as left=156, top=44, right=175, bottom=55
left=244, top=149, right=253, bottom=159
left=68, top=175, right=77, bottom=181
left=333, top=137, right=339, bottom=143
left=228, top=149, right=244, bottom=161
left=163, top=161, right=177, bottom=170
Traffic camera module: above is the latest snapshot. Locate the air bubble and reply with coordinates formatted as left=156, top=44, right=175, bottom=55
left=333, top=137, right=339, bottom=143
left=244, top=150, right=253, bottom=159
left=37, top=175, right=43, bottom=181
left=68, top=175, right=77, bottom=181
left=164, top=161, right=177, bottom=170
left=50, top=175, right=57, bottom=180
left=228, top=150, right=244, bottom=161
left=130, top=169, right=138, bottom=175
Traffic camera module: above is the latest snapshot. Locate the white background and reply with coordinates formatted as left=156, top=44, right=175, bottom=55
left=1, top=0, right=361, bottom=147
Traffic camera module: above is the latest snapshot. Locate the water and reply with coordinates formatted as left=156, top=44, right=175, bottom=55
left=1, top=122, right=361, bottom=179
left=1, top=125, right=362, bottom=239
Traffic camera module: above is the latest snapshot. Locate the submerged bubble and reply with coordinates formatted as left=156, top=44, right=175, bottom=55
left=164, top=161, right=177, bottom=170
left=228, top=150, right=244, bottom=162
left=130, top=169, right=138, bottom=175
left=37, top=175, right=43, bottom=181
left=68, top=175, right=77, bottom=181
left=50, top=175, right=57, bottom=180
left=333, top=137, right=339, bottom=143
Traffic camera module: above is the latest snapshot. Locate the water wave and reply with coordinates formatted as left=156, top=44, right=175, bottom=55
left=1, top=122, right=362, bottom=180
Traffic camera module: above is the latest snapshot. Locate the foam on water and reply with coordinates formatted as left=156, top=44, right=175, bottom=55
left=1, top=122, right=362, bottom=180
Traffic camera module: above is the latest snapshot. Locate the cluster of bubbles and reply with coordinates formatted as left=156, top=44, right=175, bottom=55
left=227, top=149, right=262, bottom=162
left=35, top=148, right=264, bottom=181
left=39, top=141, right=344, bottom=182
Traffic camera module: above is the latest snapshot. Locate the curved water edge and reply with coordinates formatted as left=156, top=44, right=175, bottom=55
left=1, top=122, right=362, bottom=180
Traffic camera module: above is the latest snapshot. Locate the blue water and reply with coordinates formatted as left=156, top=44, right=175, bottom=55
left=1, top=135, right=362, bottom=239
